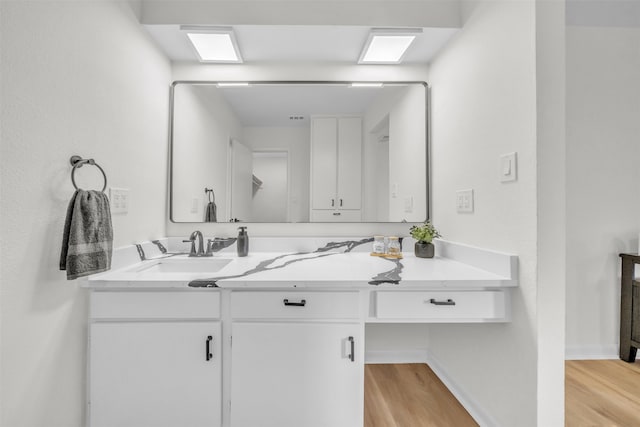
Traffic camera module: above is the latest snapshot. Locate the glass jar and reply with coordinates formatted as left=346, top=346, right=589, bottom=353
left=372, top=236, right=386, bottom=254
left=387, top=236, right=401, bottom=255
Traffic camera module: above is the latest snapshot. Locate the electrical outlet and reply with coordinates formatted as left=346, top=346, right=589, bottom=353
left=404, top=196, right=414, bottom=213
left=109, top=188, right=130, bottom=214
left=456, top=189, right=474, bottom=213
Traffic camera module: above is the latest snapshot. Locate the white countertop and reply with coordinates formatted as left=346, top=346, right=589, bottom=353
left=87, top=239, right=518, bottom=290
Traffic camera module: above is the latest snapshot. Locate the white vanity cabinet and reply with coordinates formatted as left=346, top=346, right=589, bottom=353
left=88, top=291, right=222, bottom=427
left=229, top=291, right=364, bottom=427
left=310, top=116, right=362, bottom=221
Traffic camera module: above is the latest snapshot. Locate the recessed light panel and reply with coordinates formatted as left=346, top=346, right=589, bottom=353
left=182, top=26, right=243, bottom=63
left=359, top=28, right=422, bottom=64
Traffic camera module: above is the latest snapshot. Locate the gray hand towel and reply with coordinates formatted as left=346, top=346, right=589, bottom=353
left=59, top=189, right=113, bottom=280
left=205, top=201, right=217, bottom=222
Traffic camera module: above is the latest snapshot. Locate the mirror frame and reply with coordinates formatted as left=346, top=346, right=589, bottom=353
left=168, top=80, right=430, bottom=224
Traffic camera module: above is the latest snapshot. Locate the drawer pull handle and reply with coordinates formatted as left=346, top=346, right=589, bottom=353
left=348, top=336, right=355, bottom=362
left=429, top=298, right=456, bottom=306
left=206, top=335, right=213, bottom=361
left=283, top=299, right=306, bottom=307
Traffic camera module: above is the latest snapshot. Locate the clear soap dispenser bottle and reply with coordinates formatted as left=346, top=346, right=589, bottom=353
left=237, top=226, right=249, bottom=257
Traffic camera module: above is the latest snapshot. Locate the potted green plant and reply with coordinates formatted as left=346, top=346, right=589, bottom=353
left=409, top=221, right=441, bottom=258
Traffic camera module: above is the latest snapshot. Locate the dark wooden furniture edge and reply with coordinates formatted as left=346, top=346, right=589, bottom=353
left=620, top=253, right=640, bottom=362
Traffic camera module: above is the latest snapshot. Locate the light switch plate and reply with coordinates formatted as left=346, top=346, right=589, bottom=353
left=456, top=189, right=474, bottom=213
left=500, top=152, right=517, bottom=182
left=404, top=196, right=414, bottom=213
left=109, top=187, right=130, bottom=214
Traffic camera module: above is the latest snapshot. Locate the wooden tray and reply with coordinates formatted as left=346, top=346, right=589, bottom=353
left=370, top=252, right=403, bottom=260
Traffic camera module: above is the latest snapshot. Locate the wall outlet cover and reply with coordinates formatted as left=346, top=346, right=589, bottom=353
left=456, top=189, right=474, bottom=213
left=109, top=187, right=130, bottom=214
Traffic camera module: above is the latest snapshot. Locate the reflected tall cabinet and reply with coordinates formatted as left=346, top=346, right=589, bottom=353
left=310, top=116, right=362, bottom=222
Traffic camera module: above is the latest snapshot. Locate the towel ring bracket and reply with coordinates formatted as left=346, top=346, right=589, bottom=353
left=69, top=155, right=107, bottom=192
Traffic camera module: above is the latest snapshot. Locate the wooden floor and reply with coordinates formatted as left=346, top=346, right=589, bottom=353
left=365, top=361, right=640, bottom=427
left=364, top=364, right=478, bottom=427
left=566, top=359, right=640, bottom=427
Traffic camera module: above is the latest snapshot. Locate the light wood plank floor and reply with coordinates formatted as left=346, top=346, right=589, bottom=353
left=366, top=361, right=640, bottom=427
left=364, top=363, right=478, bottom=427
left=566, top=360, right=640, bottom=427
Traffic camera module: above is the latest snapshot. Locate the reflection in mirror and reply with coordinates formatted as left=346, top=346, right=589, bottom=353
left=170, top=82, right=428, bottom=223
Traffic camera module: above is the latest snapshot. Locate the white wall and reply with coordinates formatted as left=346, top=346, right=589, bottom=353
left=172, top=84, right=243, bottom=222
left=387, top=85, right=428, bottom=222
left=428, top=1, right=539, bottom=425
left=565, top=25, right=640, bottom=358
left=243, top=126, right=310, bottom=223
left=0, top=2, right=171, bottom=426
left=362, top=85, right=427, bottom=222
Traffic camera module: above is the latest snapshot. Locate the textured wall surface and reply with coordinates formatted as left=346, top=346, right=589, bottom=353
left=0, top=2, right=170, bottom=426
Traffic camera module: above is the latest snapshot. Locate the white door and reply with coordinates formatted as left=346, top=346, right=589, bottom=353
left=89, top=321, right=222, bottom=427
left=230, top=322, right=364, bottom=427
left=311, top=117, right=338, bottom=209
left=230, top=139, right=253, bottom=222
left=337, top=117, right=362, bottom=210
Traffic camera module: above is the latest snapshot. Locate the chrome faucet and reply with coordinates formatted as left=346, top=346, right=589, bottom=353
left=183, top=230, right=209, bottom=257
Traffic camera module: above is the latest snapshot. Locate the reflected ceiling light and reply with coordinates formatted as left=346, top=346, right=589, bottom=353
left=349, top=82, right=384, bottom=88
left=181, top=26, right=243, bottom=63
left=358, top=28, right=422, bottom=64
left=216, top=82, right=250, bottom=87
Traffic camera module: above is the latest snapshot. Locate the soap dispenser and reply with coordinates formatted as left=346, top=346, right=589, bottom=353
left=237, top=226, right=249, bottom=257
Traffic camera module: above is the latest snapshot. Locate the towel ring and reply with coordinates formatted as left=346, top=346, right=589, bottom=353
left=205, top=187, right=215, bottom=203
left=70, top=155, right=107, bottom=192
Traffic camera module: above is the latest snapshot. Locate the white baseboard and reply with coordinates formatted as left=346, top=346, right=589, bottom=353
left=425, top=353, right=500, bottom=427
left=565, top=345, right=626, bottom=360
left=365, top=349, right=429, bottom=364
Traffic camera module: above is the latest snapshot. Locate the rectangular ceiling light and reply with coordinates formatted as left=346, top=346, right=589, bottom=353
left=181, top=26, right=243, bottom=63
left=358, top=28, right=422, bottom=64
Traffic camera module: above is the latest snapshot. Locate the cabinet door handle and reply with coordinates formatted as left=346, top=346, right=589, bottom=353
left=428, top=298, right=456, bottom=306
left=283, top=298, right=306, bottom=307
left=331, top=199, right=335, bottom=207
left=348, top=336, right=355, bottom=362
left=340, top=199, right=343, bottom=207
left=206, top=335, right=213, bottom=361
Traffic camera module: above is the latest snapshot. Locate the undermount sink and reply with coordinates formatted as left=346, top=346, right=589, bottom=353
left=132, top=257, right=232, bottom=274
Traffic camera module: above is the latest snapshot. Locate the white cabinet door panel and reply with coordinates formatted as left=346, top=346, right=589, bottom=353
left=337, top=117, right=362, bottom=210
left=89, top=321, right=221, bottom=427
left=310, top=117, right=338, bottom=209
left=230, top=322, right=363, bottom=427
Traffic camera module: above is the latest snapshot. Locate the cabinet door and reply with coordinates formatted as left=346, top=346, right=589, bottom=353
left=311, top=117, right=338, bottom=209
left=337, top=117, right=362, bottom=209
left=230, top=322, right=364, bottom=427
left=89, top=321, right=221, bottom=427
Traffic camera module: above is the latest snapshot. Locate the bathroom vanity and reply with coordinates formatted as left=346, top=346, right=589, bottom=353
left=85, top=238, right=517, bottom=427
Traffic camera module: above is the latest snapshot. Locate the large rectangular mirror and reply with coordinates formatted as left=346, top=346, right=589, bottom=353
left=170, top=81, right=429, bottom=223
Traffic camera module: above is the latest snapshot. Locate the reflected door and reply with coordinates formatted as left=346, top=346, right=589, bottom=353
left=230, top=139, right=253, bottom=222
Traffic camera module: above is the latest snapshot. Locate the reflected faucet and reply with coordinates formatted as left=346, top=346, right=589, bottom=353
left=183, top=230, right=209, bottom=257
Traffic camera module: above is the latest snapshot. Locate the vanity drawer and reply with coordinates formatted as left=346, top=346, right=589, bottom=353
left=375, top=291, right=507, bottom=321
left=310, top=209, right=362, bottom=222
left=90, top=291, right=220, bottom=319
left=231, top=291, right=360, bottom=319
